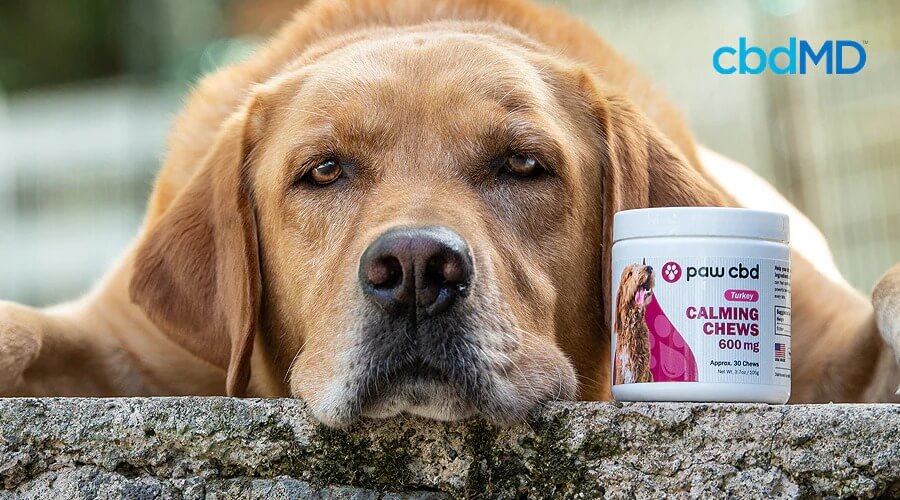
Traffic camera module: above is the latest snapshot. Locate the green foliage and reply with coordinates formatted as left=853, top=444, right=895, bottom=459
left=0, top=0, right=244, bottom=93
left=0, top=0, right=124, bottom=91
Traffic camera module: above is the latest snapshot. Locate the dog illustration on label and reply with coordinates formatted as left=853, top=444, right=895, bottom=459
left=614, top=261, right=699, bottom=384
left=614, top=263, right=655, bottom=384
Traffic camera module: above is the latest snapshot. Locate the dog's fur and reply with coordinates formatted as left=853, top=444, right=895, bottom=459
left=613, top=264, right=654, bottom=385
left=1, top=0, right=898, bottom=426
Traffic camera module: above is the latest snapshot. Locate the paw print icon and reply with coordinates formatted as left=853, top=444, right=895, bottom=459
left=662, top=261, right=682, bottom=283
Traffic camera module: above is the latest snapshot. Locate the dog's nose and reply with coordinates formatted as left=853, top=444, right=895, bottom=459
left=359, top=226, right=473, bottom=315
left=645, top=265, right=653, bottom=273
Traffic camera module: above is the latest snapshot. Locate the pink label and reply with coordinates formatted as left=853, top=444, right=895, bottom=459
left=645, top=298, right=699, bottom=382
left=724, top=289, right=759, bottom=302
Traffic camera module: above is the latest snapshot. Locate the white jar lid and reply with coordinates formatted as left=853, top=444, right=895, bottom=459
left=613, top=207, right=789, bottom=243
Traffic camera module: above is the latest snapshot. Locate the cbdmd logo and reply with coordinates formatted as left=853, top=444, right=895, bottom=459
left=713, top=37, right=867, bottom=75
left=662, top=262, right=682, bottom=283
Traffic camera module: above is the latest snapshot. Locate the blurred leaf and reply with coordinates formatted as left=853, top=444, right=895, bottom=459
left=0, top=0, right=123, bottom=91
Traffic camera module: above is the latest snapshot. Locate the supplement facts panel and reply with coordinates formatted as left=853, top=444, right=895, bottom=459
left=774, top=263, right=791, bottom=381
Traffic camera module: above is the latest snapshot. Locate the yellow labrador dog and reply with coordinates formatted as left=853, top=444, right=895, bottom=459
left=1, top=0, right=898, bottom=427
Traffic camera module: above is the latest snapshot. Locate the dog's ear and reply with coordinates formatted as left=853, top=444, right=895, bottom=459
left=130, top=100, right=263, bottom=397
left=576, top=72, right=727, bottom=325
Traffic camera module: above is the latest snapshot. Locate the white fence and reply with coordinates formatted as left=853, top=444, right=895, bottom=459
left=0, top=83, right=178, bottom=305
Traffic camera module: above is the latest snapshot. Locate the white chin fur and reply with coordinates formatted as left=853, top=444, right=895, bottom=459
left=306, top=377, right=478, bottom=427
left=361, top=380, right=476, bottom=421
left=305, top=379, right=360, bottom=428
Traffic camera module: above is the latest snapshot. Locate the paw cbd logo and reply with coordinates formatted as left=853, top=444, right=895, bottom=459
left=713, top=37, right=867, bottom=75
left=662, top=261, right=682, bottom=283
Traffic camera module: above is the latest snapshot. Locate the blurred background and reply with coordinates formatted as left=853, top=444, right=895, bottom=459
left=0, top=0, right=897, bottom=305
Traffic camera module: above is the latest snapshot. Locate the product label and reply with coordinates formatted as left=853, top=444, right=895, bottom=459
left=611, top=256, right=791, bottom=387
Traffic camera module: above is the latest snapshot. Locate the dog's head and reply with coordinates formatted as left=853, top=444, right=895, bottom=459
left=619, top=264, right=655, bottom=310
left=130, top=23, right=724, bottom=426
left=616, top=264, right=655, bottom=324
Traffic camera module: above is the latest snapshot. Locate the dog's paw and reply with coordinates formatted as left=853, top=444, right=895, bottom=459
left=873, top=263, right=900, bottom=393
left=0, top=302, right=43, bottom=395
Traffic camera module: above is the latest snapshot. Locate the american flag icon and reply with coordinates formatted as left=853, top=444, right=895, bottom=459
left=775, top=343, right=787, bottom=361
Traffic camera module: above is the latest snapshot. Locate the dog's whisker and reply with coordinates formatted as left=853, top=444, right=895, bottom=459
left=276, top=106, right=331, bottom=120
left=283, top=335, right=320, bottom=384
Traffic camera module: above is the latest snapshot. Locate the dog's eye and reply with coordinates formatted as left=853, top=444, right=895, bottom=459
left=306, top=159, right=343, bottom=185
left=503, top=154, right=545, bottom=178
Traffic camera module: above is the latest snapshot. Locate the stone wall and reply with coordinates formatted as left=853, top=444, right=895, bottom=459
left=0, top=398, right=897, bottom=498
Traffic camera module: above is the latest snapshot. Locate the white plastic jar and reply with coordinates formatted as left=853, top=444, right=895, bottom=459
left=610, top=207, right=791, bottom=404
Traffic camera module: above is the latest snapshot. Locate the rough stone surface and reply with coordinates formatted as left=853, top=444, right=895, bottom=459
left=0, top=398, right=897, bottom=498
